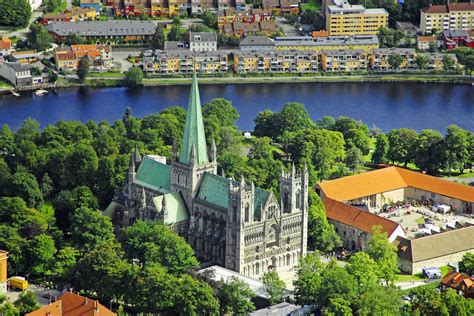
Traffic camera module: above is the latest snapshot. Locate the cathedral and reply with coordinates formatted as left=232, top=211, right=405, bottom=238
left=105, top=74, right=308, bottom=278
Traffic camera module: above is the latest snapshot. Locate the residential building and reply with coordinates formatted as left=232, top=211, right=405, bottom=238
left=105, top=74, right=308, bottom=278
left=55, top=44, right=112, bottom=70
left=0, top=250, right=7, bottom=295
left=0, top=62, right=33, bottom=87
left=323, top=198, right=405, bottom=251
left=262, top=0, right=300, bottom=14
left=29, top=0, right=43, bottom=11
left=114, top=0, right=152, bottom=17
left=274, top=35, right=379, bottom=53
left=151, top=0, right=169, bottom=16
left=164, top=41, right=188, bottom=50
left=441, top=270, right=474, bottom=298
left=26, top=292, right=116, bottom=316
left=395, top=226, right=474, bottom=274
left=142, top=51, right=228, bottom=74
left=191, top=0, right=215, bottom=15
left=189, top=32, right=217, bottom=52
left=370, top=48, right=416, bottom=72
left=42, top=7, right=97, bottom=23
left=443, top=30, right=474, bottom=49
left=427, top=52, right=457, bottom=71
left=8, top=50, right=40, bottom=64
left=168, top=0, right=191, bottom=16
left=46, top=21, right=156, bottom=44
left=326, top=0, right=388, bottom=36
left=222, top=21, right=277, bottom=37
left=80, top=0, right=101, bottom=13
left=420, top=3, right=474, bottom=34
left=0, top=37, right=12, bottom=58
left=218, top=0, right=233, bottom=11
left=395, top=21, right=418, bottom=37
left=239, top=35, right=275, bottom=52
left=233, top=50, right=318, bottom=73
left=417, top=35, right=442, bottom=50
left=217, top=9, right=274, bottom=33
left=320, top=49, right=367, bottom=72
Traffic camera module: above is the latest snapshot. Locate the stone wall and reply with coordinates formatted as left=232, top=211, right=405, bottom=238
left=399, top=250, right=473, bottom=274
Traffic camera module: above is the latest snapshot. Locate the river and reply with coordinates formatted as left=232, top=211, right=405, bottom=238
left=0, top=82, right=472, bottom=132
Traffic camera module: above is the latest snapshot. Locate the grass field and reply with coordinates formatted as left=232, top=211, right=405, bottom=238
left=89, top=72, right=125, bottom=78
left=301, top=0, right=322, bottom=11
left=396, top=265, right=453, bottom=283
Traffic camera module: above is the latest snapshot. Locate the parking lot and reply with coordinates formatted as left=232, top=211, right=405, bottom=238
left=6, top=283, right=62, bottom=307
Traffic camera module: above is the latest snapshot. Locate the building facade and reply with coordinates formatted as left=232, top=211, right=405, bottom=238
left=370, top=48, right=416, bottom=72
left=189, top=32, right=217, bottom=52
left=143, top=51, right=228, bottom=74
left=420, top=3, right=474, bottom=34
left=233, top=50, right=318, bottom=73
left=274, top=35, right=380, bottom=53
left=106, top=74, right=308, bottom=278
left=0, top=250, right=7, bottom=295
left=0, top=62, right=33, bottom=87
left=320, top=49, right=367, bottom=72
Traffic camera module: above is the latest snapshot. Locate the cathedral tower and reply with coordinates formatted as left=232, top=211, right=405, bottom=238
left=170, top=73, right=217, bottom=209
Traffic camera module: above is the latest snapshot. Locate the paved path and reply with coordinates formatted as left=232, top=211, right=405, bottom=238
left=6, top=284, right=62, bottom=306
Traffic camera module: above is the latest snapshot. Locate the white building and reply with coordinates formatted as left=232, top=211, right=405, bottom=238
left=189, top=32, right=217, bottom=52
left=0, top=62, right=33, bottom=87
left=29, top=0, right=43, bottom=11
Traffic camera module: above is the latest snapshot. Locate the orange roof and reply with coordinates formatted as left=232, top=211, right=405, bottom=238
left=318, top=166, right=474, bottom=203
left=71, top=44, right=99, bottom=52
left=323, top=197, right=401, bottom=236
left=57, top=51, right=77, bottom=60
left=0, top=37, right=11, bottom=50
left=417, top=36, right=438, bottom=42
left=26, top=292, right=116, bottom=316
left=422, top=3, right=474, bottom=14
left=312, top=30, right=329, bottom=38
left=441, top=270, right=474, bottom=297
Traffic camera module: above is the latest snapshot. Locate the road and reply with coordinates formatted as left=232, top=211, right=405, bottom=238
left=6, top=284, right=62, bottom=307
left=0, top=11, right=43, bottom=39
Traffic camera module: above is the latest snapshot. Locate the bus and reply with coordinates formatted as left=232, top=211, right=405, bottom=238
left=9, top=277, right=28, bottom=290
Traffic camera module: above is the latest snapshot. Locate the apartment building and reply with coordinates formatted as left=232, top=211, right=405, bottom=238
left=222, top=21, right=277, bottom=37
left=217, top=8, right=273, bottom=31
left=274, top=35, right=379, bottom=53
left=233, top=50, right=318, bottom=73
left=114, top=0, right=152, bottom=17
left=320, top=49, right=367, bottom=72
left=420, top=3, right=474, bottom=34
left=427, top=53, right=457, bottom=71
left=80, top=0, right=101, bottom=12
left=239, top=35, right=275, bottom=52
left=55, top=44, right=112, bottom=70
left=0, top=62, right=33, bottom=87
left=151, top=0, right=169, bottom=16
left=42, top=7, right=97, bottom=23
left=191, top=0, right=215, bottom=15
left=143, top=51, right=228, bottom=74
left=370, top=48, right=416, bottom=72
left=189, top=32, right=217, bottom=52
left=417, top=35, right=442, bottom=51
left=262, top=0, right=300, bottom=14
left=325, top=0, right=388, bottom=36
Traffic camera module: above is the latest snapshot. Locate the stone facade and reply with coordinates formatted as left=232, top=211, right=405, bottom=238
left=106, top=74, right=308, bottom=278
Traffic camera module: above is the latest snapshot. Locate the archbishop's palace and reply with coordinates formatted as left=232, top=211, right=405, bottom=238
left=106, top=74, right=308, bottom=278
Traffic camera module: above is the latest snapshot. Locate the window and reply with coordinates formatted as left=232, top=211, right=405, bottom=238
left=431, top=193, right=436, bottom=198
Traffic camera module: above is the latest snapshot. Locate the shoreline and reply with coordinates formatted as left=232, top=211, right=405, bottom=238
left=1, top=74, right=472, bottom=94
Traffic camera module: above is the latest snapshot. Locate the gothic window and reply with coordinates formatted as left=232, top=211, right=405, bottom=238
left=283, top=192, right=289, bottom=213
left=245, top=203, right=250, bottom=222
left=296, top=190, right=301, bottom=209
left=256, top=262, right=260, bottom=275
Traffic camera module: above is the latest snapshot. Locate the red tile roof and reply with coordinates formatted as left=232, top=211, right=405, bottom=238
left=441, top=270, right=474, bottom=298
left=422, top=3, right=474, bottom=14
left=318, top=166, right=474, bottom=203
left=323, top=197, right=401, bottom=236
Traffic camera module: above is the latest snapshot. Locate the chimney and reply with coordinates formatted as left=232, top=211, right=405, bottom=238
left=84, top=297, right=88, bottom=305
left=95, top=300, right=99, bottom=312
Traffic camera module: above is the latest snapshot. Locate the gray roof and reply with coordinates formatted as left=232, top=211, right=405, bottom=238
left=396, top=226, right=474, bottom=263
left=189, top=32, right=217, bottom=43
left=239, top=36, right=275, bottom=47
left=2, top=62, right=32, bottom=72
left=275, top=35, right=379, bottom=47
left=396, top=21, right=418, bottom=32
left=164, top=41, right=188, bottom=50
left=46, top=20, right=156, bottom=37
left=251, top=302, right=303, bottom=315
left=372, top=48, right=416, bottom=55
left=443, top=29, right=469, bottom=38
left=321, top=49, right=366, bottom=56
left=235, top=49, right=317, bottom=58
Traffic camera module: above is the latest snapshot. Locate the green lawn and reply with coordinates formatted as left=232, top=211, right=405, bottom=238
left=89, top=72, right=125, bottom=78
left=40, top=202, right=55, bottom=225
left=396, top=265, right=453, bottom=283
left=301, top=0, right=322, bottom=11
left=0, top=79, right=14, bottom=89
left=415, top=217, right=425, bottom=225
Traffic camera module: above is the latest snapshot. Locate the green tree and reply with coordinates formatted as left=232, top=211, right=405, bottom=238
left=65, top=33, right=84, bottom=45
left=203, top=98, right=240, bottom=128
left=355, top=285, right=403, bottom=315
left=45, top=0, right=62, bottom=12
left=323, top=297, right=352, bottom=316
left=167, top=24, right=185, bottom=41
left=77, top=56, right=91, bottom=82
left=415, top=53, right=430, bottom=70
left=442, top=55, right=455, bottom=71
left=14, top=290, right=39, bottom=314
left=459, top=253, right=474, bottom=276
left=333, top=116, right=370, bottom=155
left=151, top=25, right=165, bottom=49
left=444, top=125, right=470, bottom=174
left=0, top=196, right=48, bottom=237
left=371, top=133, right=389, bottom=164
left=0, top=294, right=19, bottom=315
left=410, top=286, right=448, bottom=316
left=346, top=252, right=379, bottom=295
left=175, top=274, right=220, bottom=316
left=39, top=173, right=54, bottom=198
left=275, top=102, right=314, bottom=136
left=387, top=128, right=418, bottom=166
left=262, top=270, right=286, bottom=305
left=293, top=252, right=324, bottom=305
left=26, top=234, right=56, bottom=279
left=318, top=262, right=357, bottom=308
left=442, top=288, right=471, bottom=316
left=9, top=171, right=43, bottom=208
left=125, top=67, right=144, bottom=87
left=67, top=142, right=98, bottom=187
left=201, top=10, right=217, bottom=28
left=413, top=129, right=444, bottom=174
left=70, top=206, right=114, bottom=253
left=307, top=193, right=341, bottom=252
left=49, top=246, right=77, bottom=287
left=388, top=54, right=403, bottom=71
left=0, top=0, right=31, bottom=28
left=345, top=146, right=364, bottom=174
left=121, top=221, right=199, bottom=275
left=27, top=23, right=53, bottom=52
left=0, top=124, right=15, bottom=158
left=366, top=226, right=399, bottom=285
left=254, top=110, right=278, bottom=139
left=0, top=225, right=27, bottom=275
left=218, top=276, right=256, bottom=315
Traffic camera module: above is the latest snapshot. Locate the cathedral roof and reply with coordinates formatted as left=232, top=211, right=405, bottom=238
left=153, top=192, right=189, bottom=224
left=134, top=156, right=171, bottom=193
left=179, top=73, right=209, bottom=166
left=196, top=173, right=270, bottom=217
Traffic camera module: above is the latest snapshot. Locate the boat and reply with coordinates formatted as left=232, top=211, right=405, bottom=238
left=35, top=89, right=48, bottom=96
left=9, top=90, right=20, bottom=97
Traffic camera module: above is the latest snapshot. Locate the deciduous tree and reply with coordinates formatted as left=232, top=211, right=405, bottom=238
left=77, top=56, right=91, bottom=82
left=218, top=276, right=256, bottom=315
left=70, top=207, right=114, bottom=253
left=14, top=290, right=39, bottom=314
left=125, top=67, right=144, bottom=87
left=371, top=133, right=389, bottom=164
left=366, top=226, right=399, bottom=285
left=262, top=270, right=286, bottom=305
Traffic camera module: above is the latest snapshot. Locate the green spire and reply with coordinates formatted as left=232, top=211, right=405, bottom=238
left=179, top=73, right=209, bottom=165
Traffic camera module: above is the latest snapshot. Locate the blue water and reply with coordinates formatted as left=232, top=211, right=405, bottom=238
left=0, top=82, right=472, bottom=132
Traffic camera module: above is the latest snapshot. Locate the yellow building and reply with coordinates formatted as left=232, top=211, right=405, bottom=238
left=370, top=48, right=416, bottom=72
left=420, top=3, right=474, bottom=34
left=274, top=35, right=379, bottom=53
left=168, top=0, right=189, bottom=16
left=326, top=2, right=388, bottom=36
left=143, top=51, right=228, bottom=74
left=233, top=50, right=318, bottom=73
left=43, top=7, right=97, bottom=23
left=320, top=49, right=367, bottom=72
left=151, top=0, right=169, bottom=16
left=0, top=250, right=7, bottom=294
